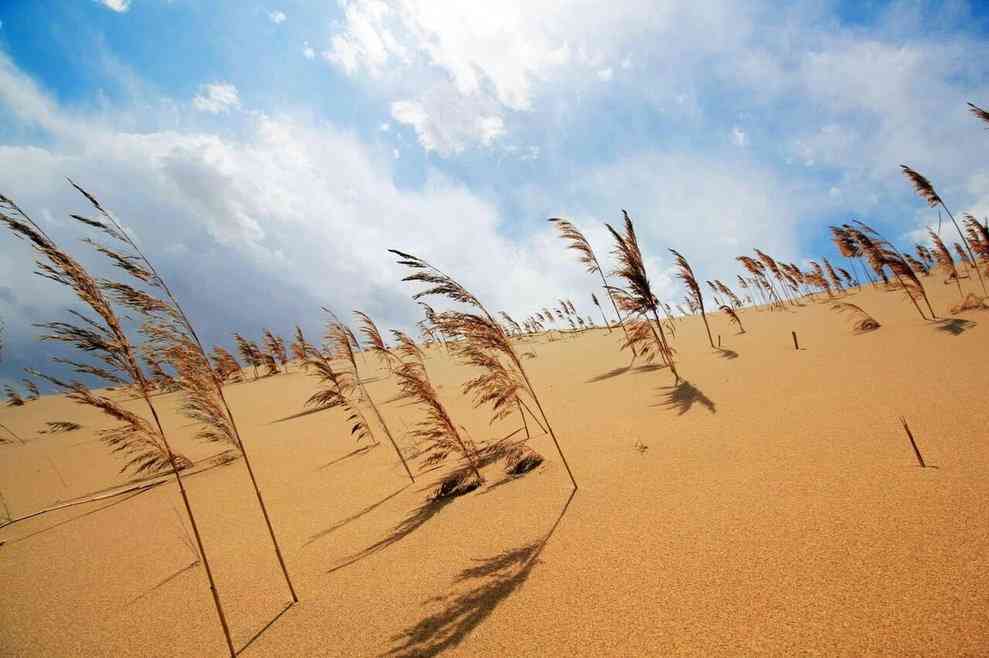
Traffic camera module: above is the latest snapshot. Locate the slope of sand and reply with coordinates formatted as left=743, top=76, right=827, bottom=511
left=2, top=280, right=988, bottom=656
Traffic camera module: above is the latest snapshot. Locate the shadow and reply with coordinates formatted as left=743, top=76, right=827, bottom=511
left=119, top=560, right=199, bottom=610
left=934, top=318, right=976, bottom=335
left=715, top=348, right=738, bottom=360
left=236, top=601, right=295, bottom=656
left=304, top=485, right=409, bottom=547
left=327, top=496, right=455, bottom=574
left=386, top=489, right=576, bottom=657
left=654, top=380, right=717, bottom=415
left=3, top=488, right=151, bottom=545
left=269, top=406, right=333, bottom=424
left=585, top=363, right=665, bottom=383
left=317, top=445, right=375, bottom=470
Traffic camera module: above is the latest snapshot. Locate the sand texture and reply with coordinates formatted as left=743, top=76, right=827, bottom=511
left=2, top=281, right=988, bottom=656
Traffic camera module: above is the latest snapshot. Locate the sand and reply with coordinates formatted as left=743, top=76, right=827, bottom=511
left=1, top=279, right=988, bottom=656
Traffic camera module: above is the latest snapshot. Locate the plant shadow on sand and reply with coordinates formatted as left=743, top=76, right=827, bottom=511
left=385, top=489, right=576, bottom=657
left=326, top=496, right=456, bottom=574
left=316, top=445, right=375, bottom=471
left=586, top=363, right=666, bottom=383
left=714, top=347, right=738, bottom=359
left=934, top=318, right=976, bottom=335
left=305, top=485, right=409, bottom=547
left=654, top=380, right=716, bottom=415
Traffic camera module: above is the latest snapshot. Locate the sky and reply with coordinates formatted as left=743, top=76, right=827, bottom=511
left=1, top=0, right=988, bottom=390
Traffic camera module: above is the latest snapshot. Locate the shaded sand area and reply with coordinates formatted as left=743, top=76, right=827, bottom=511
left=2, top=281, right=988, bottom=656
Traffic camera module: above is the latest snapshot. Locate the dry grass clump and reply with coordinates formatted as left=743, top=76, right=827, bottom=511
left=605, top=211, right=677, bottom=379
left=549, top=217, right=633, bottom=352
left=719, top=305, right=744, bottom=333
left=901, top=164, right=986, bottom=294
left=391, top=330, right=483, bottom=498
left=390, top=248, right=576, bottom=489
left=831, top=303, right=881, bottom=333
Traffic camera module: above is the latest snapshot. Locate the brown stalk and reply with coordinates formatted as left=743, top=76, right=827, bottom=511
left=328, top=320, right=414, bottom=482
left=901, top=165, right=986, bottom=294
left=390, top=331, right=483, bottom=497
left=670, top=249, right=714, bottom=348
left=1, top=191, right=237, bottom=654
left=831, top=302, right=881, bottom=333
left=928, top=228, right=963, bottom=299
left=549, top=217, right=636, bottom=355
left=66, top=181, right=300, bottom=608
left=389, top=249, right=577, bottom=490
left=605, top=211, right=678, bottom=381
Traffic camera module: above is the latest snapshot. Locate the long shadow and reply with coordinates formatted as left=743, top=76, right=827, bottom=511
left=3, top=488, right=151, bottom=545
left=386, top=489, right=576, bottom=657
left=269, top=406, right=334, bottom=424
left=236, top=601, right=295, bottom=656
left=715, top=348, right=738, bottom=360
left=317, top=445, right=375, bottom=470
left=119, top=560, right=199, bottom=610
left=586, top=363, right=665, bottom=383
left=934, top=318, right=976, bottom=335
left=326, top=496, right=455, bottom=575
left=305, top=485, right=409, bottom=547
left=654, top=380, right=716, bottom=415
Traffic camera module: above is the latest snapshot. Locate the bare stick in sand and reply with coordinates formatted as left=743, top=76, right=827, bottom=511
left=899, top=417, right=927, bottom=468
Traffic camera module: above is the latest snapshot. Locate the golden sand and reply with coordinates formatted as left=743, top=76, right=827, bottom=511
left=2, top=281, right=988, bottom=656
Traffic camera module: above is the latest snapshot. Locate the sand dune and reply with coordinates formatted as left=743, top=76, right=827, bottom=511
left=2, top=280, right=988, bottom=656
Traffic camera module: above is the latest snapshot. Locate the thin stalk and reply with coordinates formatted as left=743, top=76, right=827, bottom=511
left=356, top=376, right=414, bottom=483
left=649, top=308, right=679, bottom=382
left=940, top=203, right=987, bottom=294
left=87, top=195, right=298, bottom=603
left=516, top=368, right=578, bottom=491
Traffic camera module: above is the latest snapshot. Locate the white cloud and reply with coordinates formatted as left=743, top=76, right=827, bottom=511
left=192, top=82, right=241, bottom=114
left=597, top=67, right=613, bottom=82
left=303, top=43, right=315, bottom=60
left=379, top=122, right=390, bottom=131
left=268, top=10, right=286, bottom=24
left=100, top=0, right=131, bottom=12
left=391, top=98, right=505, bottom=155
left=731, top=126, right=747, bottom=147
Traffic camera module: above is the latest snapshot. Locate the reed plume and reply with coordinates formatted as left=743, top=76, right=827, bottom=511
left=670, top=249, right=715, bottom=348
left=719, top=305, right=744, bottom=333
left=549, top=217, right=635, bottom=352
left=210, top=346, right=242, bottom=382
left=605, top=211, right=678, bottom=380
left=967, top=102, right=989, bottom=126
left=302, top=346, right=376, bottom=445
left=4, top=385, right=24, bottom=407
left=831, top=302, right=881, bottom=333
left=904, top=254, right=930, bottom=276
left=290, top=326, right=310, bottom=362
left=326, top=318, right=414, bottom=482
left=233, top=334, right=263, bottom=379
left=390, top=330, right=483, bottom=498
left=591, top=292, right=611, bottom=332
left=847, top=222, right=935, bottom=318
left=963, top=214, right=989, bottom=273
left=928, top=228, right=963, bottom=299
left=65, top=179, right=299, bottom=611
left=901, top=164, right=986, bottom=293
left=22, top=377, right=40, bottom=401
left=262, top=330, right=288, bottom=371
left=390, top=249, right=577, bottom=489
left=354, top=311, right=398, bottom=372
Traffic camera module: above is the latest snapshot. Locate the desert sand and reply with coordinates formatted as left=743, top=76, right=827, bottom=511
left=1, top=279, right=988, bottom=656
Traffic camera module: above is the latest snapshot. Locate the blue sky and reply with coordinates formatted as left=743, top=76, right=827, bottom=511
left=1, top=0, right=988, bottom=390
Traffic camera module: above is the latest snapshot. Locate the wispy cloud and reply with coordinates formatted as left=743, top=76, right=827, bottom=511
left=192, top=82, right=240, bottom=114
